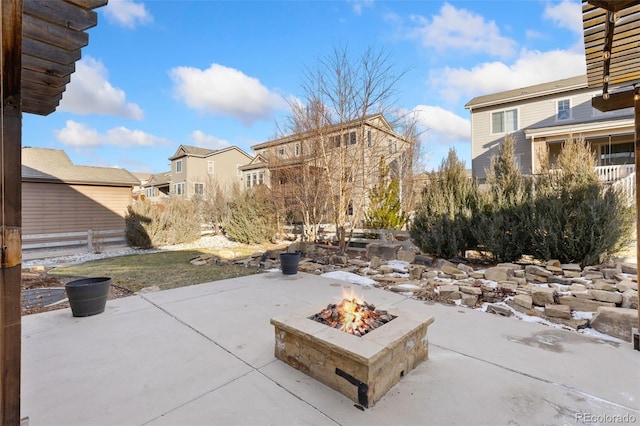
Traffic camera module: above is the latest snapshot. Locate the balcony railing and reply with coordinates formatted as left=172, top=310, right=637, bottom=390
left=594, top=164, right=635, bottom=183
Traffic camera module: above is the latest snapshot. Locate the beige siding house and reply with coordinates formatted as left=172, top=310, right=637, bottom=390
left=165, top=145, right=253, bottom=198
left=465, top=75, right=634, bottom=183
left=22, top=147, right=139, bottom=236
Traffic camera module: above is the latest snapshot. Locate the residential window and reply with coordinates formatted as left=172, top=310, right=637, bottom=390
left=557, top=99, right=570, bottom=120
left=491, top=109, right=518, bottom=134
left=176, top=160, right=182, bottom=173
left=332, top=135, right=340, bottom=147
left=343, top=134, right=349, bottom=146
left=295, top=143, right=300, bottom=156
left=367, top=130, right=372, bottom=147
left=258, top=172, right=264, bottom=185
left=207, top=161, right=214, bottom=174
left=245, top=173, right=251, bottom=188
left=278, top=147, right=285, bottom=157
left=194, top=183, right=204, bottom=195
left=173, top=182, right=185, bottom=196
left=350, top=131, right=357, bottom=145
left=145, top=188, right=154, bottom=198
left=252, top=173, right=257, bottom=186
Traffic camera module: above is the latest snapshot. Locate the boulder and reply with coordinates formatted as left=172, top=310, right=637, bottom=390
left=439, top=284, right=460, bottom=299
left=531, top=286, right=555, bottom=307
left=413, top=254, right=434, bottom=267
left=524, top=265, right=553, bottom=278
left=459, top=285, right=482, bottom=296
left=590, top=307, right=638, bottom=341
left=486, top=304, right=512, bottom=317
left=592, top=279, right=617, bottom=292
left=408, top=265, right=424, bottom=280
left=621, top=289, right=638, bottom=310
left=544, top=304, right=571, bottom=319
left=397, top=248, right=416, bottom=263
left=365, top=243, right=401, bottom=260
left=556, top=296, right=615, bottom=312
left=461, top=294, right=478, bottom=307
left=513, top=294, right=533, bottom=310
left=616, top=280, right=636, bottom=292
left=589, top=289, right=622, bottom=304
left=484, top=267, right=513, bottom=282
left=369, top=256, right=382, bottom=269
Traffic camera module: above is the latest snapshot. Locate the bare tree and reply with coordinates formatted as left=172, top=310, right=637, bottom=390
left=272, top=45, right=416, bottom=253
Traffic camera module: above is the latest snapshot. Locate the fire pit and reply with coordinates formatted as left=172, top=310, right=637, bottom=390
left=270, top=290, right=435, bottom=408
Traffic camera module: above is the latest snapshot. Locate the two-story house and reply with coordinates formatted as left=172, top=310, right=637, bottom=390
left=143, top=145, right=253, bottom=200
left=245, top=113, right=414, bottom=222
left=465, top=75, right=635, bottom=187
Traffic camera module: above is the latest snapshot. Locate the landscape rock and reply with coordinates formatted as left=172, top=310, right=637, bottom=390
left=513, top=294, right=533, bottom=310
left=616, top=280, right=636, bottom=292
left=621, top=289, right=638, bottom=309
left=556, top=296, right=615, bottom=312
left=484, top=267, right=512, bottom=282
left=413, top=254, right=434, bottom=267
left=439, top=284, right=460, bottom=300
left=592, top=279, right=617, bottom=292
left=397, top=249, right=416, bottom=263
left=486, top=304, right=512, bottom=317
left=590, top=307, right=638, bottom=341
left=461, top=294, right=478, bottom=307
left=544, top=304, right=571, bottom=319
left=369, top=256, right=382, bottom=269
left=459, top=285, right=482, bottom=296
left=365, top=243, right=401, bottom=261
left=589, top=289, right=622, bottom=304
left=524, top=265, right=553, bottom=278
left=408, top=265, right=424, bottom=280
left=531, top=286, right=555, bottom=307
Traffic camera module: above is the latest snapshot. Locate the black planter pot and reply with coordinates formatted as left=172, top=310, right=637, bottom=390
left=280, top=252, right=301, bottom=275
left=65, top=277, right=111, bottom=317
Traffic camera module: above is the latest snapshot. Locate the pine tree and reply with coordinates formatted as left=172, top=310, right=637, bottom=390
left=364, top=156, right=408, bottom=230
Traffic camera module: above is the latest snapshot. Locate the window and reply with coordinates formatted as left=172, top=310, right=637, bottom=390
left=252, top=173, right=257, bottom=186
left=258, top=172, right=264, bottom=185
left=194, top=183, right=204, bottom=195
left=557, top=99, right=570, bottom=120
left=295, top=143, right=300, bottom=156
left=332, top=135, right=340, bottom=147
left=145, top=188, right=155, bottom=198
left=367, top=130, right=372, bottom=147
left=491, top=109, right=518, bottom=134
left=245, top=173, right=251, bottom=188
left=176, top=160, right=182, bottom=173
left=173, top=182, right=185, bottom=196
left=278, top=147, right=285, bottom=157
left=207, top=161, right=214, bottom=174
left=350, top=131, right=357, bottom=145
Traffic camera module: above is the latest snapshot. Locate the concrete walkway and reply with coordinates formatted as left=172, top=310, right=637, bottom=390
left=21, top=272, right=639, bottom=426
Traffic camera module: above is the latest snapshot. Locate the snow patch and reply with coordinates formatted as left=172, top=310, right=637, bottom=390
left=321, top=271, right=377, bottom=287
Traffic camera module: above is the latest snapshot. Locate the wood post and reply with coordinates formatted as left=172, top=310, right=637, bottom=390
left=0, top=0, right=23, bottom=424
left=635, top=87, right=640, bottom=343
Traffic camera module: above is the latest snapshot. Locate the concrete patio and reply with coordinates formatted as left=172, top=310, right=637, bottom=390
left=21, top=271, right=639, bottom=425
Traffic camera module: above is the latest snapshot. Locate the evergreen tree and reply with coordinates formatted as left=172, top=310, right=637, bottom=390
left=364, top=156, right=408, bottom=230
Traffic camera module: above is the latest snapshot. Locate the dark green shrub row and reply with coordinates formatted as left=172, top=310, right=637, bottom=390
left=410, top=139, right=634, bottom=266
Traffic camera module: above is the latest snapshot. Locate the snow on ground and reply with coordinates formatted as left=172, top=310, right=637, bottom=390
left=320, top=271, right=377, bottom=287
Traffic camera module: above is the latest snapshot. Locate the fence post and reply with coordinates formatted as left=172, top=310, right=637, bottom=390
left=87, top=230, right=93, bottom=253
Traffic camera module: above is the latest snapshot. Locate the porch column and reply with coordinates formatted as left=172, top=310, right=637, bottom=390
left=0, top=0, right=23, bottom=424
left=635, top=87, right=640, bottom=342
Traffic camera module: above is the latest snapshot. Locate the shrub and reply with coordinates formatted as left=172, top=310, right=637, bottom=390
left=529, top=138, right=634, bottom=265
left=223, top=186, right=277, bottom=244
left=471, top=136, right=533, bottom=262
left=410, top=149, right=477, bottom=259
left=126, top=198, right=201, bottom=248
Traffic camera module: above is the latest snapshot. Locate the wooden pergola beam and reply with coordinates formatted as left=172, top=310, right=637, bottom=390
left=592, top=88, right=636, bottom=111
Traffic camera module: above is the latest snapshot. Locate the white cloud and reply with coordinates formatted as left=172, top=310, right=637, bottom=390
left=103, top=0, right=152, bottom=28
left=59, top=57, right=144, bottom=120
left=170, top=63, right=287, bottom=125
left=544, top=0, right=583, bottom=35
left=348, top=0, right=374, bottom=15
left=432, top=48, right=586, bottom=103
left=188, top=130, right=230, bottom=150
left=413, top=105, right=470, bottom=143
left=410, top=3, right=517, bottom=59
left=55, top=120, right=170, bottom=147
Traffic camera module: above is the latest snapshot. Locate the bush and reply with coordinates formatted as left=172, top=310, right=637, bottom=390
left=471, top=136, right=533, bottom=262
left=126, top=198, right=201, bottom=248
left=529, top=138, right=634, bottom=265
left=223, top=186, right=277, bottom=244
left=410, top=149, right=477, bottom=259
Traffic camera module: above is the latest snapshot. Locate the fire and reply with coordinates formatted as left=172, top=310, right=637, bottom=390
left=310, top=291, right=394, bottom=336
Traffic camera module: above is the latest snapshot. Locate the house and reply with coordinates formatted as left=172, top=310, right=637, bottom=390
left=465, top=75, right=635, bottom=185
left=248, top=113, right=413, bottom=222
left=142, top=171, right=172, bottom=200
left=151, top=145, right=253, bottom=199
left=22, top=147, right=139, bottom=236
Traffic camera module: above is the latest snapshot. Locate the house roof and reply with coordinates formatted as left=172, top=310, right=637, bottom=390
left=21, top=0, right=108, bottom=116
left=465, top=75, right=588, bottom=110
left=146, top=171, right=172, bottom=187
left=22, top=147, right=139, bottom=186
left=168, top=145, right=253, bottom=161
left=250, top=113, right=398, bottom=151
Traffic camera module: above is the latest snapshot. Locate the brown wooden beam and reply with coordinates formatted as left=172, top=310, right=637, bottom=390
left=1, top=2, right=23, bottom=424
left=592, top=88, right=636, bottom=111
left=588, top=0, right=640, bottom=13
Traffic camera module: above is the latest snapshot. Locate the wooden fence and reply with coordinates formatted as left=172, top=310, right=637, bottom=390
left=22, top=229, right=127, bottom=261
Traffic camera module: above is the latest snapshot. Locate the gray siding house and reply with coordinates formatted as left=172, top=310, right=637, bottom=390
left=465, top=75, right=634, bottom=185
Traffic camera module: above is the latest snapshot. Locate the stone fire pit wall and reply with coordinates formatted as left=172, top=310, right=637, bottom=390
left=270, top=305, right=435, bottom=408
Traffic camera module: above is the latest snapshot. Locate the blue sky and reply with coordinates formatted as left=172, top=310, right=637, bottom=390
left=22, top=0, right=587, bottom=174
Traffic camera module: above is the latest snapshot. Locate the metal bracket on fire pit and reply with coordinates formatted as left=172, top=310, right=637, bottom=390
left=335, top=368, right=369, bottom=407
